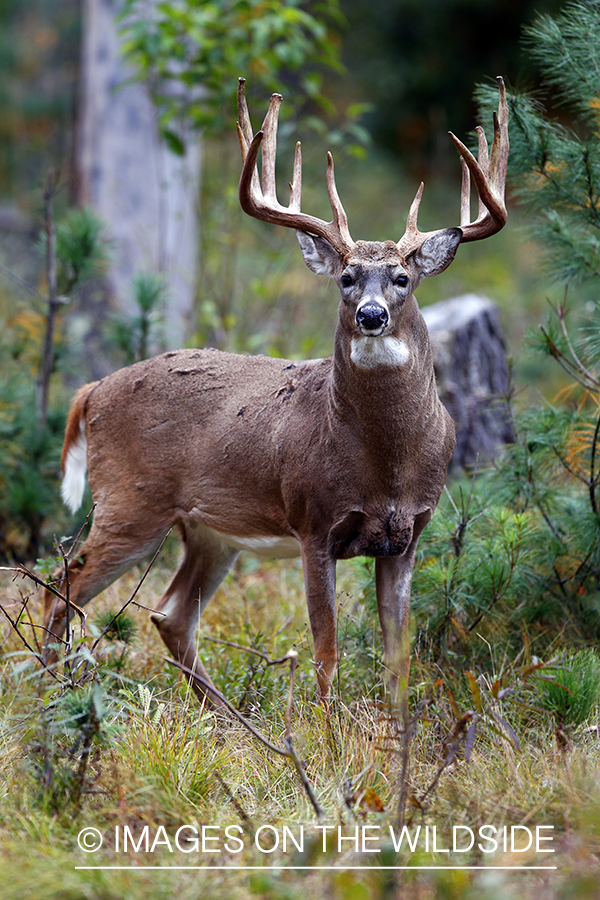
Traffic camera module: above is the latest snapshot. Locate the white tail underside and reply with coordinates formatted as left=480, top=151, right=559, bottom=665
left=61, top=420, right=88, bottom=514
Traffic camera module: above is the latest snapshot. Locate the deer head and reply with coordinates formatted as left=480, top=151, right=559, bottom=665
left=237, top=77, right=508, bottom=360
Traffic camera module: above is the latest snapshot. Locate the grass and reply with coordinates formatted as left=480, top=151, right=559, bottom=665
left=1, top=551, right=600, bottom=900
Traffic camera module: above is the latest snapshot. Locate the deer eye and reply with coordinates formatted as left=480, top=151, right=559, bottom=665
left=392, top=273, right=409, bottom=287
left=340, top=273, right=354, bottom=288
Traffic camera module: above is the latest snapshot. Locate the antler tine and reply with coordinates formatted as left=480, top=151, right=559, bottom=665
left=289, top=141, right=302, bottom=212
left=475, top=125, right=488, bottom=220
left=237, top=81, right=355, bottom=257
left=237, top=78, right=261, bottom=199
left=326, top=152, right=353, bottom=248
left=460, top=157, right=471, bottom=227
left=397, top=181, right=442, bottom=258
left=406, top=182, right=425, bottom=236
left=260, top=93, right=282, bottom=202
left=237, top=78, right=253, bottom=159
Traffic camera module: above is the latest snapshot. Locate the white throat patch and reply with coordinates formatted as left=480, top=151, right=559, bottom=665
left=350, top=335, right=410, bottom=369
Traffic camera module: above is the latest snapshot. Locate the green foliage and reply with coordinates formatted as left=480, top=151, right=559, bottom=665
left=94, top=609, right=138, bottom=645
left=536, top=649, right=600, bottom=729
left=0, top=203, right=106, bottom=560
left=28, top=679, right=122, bottom=814
left=108, top=272, right=167, bottom=364
left=379, top=1, right=600, bottom=673
left=0, top=371, right=64, bottom=560
left=119, top=0, right=347, bottom=142
left=475, top=0, right=600, bottom=287
left=52, top=207, right=108, bottom=294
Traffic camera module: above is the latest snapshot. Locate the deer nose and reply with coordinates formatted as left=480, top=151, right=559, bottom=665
left=356, top=302, right=389, bottom=333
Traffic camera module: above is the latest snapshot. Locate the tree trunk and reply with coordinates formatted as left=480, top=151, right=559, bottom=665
left=422, top=294, right=514, bottom=471
left=76, top=0, right=201, bottom=374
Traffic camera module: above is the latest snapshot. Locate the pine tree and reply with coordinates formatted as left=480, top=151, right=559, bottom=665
left=409, top=2, right=600, bottom=665
left=476, top=0, right=600, bottom=286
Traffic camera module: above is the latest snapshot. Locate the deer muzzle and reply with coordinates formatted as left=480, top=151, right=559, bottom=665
left=356, top=301, right=389, bottom=335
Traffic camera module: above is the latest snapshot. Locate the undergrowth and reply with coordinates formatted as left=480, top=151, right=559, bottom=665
left=1, top=545, right=600, bottom=900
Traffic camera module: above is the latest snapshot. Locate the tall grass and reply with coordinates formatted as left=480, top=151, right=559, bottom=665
left=1, top=550, right=600, bottom=899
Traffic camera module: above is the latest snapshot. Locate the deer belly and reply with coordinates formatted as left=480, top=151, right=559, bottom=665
left=219, top=533, right=301, bottom=558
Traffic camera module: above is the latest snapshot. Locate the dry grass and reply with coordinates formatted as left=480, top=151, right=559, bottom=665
left=1, top=556, right=600, bottom=899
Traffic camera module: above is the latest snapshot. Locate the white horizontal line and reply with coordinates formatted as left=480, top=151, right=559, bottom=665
left=74, top=865, right=558, bottom=871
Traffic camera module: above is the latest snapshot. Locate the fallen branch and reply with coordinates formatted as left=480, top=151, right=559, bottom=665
left=167, top=653, right=324, bottom=820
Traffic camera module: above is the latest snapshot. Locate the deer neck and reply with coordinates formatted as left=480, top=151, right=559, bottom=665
left=329, top=296, right=437, bottom=448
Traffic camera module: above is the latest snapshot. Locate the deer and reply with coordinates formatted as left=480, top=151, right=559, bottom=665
left=43, top=77, right=508, bottom=712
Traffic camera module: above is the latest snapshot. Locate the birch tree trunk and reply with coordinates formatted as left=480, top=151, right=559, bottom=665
left=76, top=0, right=201, bottom=370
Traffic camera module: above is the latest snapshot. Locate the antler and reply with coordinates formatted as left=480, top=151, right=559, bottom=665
left=237, top=78, right=355, bottom=258
left=398, top=76, right=509, bottom=258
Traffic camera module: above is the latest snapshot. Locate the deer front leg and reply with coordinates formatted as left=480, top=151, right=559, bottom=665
left=376, top=510, right=431, bottom=713
left=375, top=551, right=416, bottom=717
left=302, top=542, right=337, bottom=704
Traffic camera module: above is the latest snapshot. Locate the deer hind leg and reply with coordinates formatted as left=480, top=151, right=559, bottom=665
left=149, top=522, right=239, bottom=708
left=42, top=517, right=170, bottom=662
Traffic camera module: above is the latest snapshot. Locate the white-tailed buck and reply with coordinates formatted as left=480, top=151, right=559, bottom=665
left=44, top=78, right=508, bottom=708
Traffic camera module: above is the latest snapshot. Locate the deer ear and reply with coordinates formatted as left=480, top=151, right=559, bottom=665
left=410, top=227, right=462, bottom=278
left=296, top=231, right=342, bottom=277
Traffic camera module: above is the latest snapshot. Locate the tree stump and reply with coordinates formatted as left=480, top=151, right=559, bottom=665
left=422, top=294, right=514, bottom=471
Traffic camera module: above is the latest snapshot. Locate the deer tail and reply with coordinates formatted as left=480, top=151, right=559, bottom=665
left=61, top=382, right=98, bottom=514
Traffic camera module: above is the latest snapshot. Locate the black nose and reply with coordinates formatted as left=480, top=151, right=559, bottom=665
left=356, top=302, right=389, bottom=331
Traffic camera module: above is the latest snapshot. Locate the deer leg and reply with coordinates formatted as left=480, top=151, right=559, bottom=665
left=375, top=552, right=415, bottom=717
left=375, top=511, right=430, bottom=715
left=302, top=543, right=338, bottom=704
left=43, top=520, right=167, bottom=661
left=149, top=522, right=239, bottom=708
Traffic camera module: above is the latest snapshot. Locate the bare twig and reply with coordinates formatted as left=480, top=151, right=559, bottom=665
left=0, top=603, right=64, bottom=682
left=282, top=650, right=324, bottom=819
left=200, top=633, right=296, bottom=666
left=58, top=542, right=74, bottom=678
left=407, top=711, right=476, bottom=823
left=89, top=529, right=172, bottom=657
left=165, top=658, right=290, bottom=754
left=65, top=504, right=97, bottom=563
left=588, top=411, right=600, bottom=515
left=0, top=565, right=86, bottom=623
left=214, top=772, right=252, bottom=824
left=37, top=169, right=62, bottom=429
left=0, top=260, right=46, bottom=301
left=14, top=593, right=42, bottom=655
left=540, top=326, right=599, bottom=392
left=72, top=685, right=99, bottom=810
left=550, top=289, right=600, bottom=390
left=167, top=652, right=324, bottom=820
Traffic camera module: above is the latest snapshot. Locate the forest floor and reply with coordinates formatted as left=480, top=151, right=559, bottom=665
left=1, top=553, right=599, bottom=900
